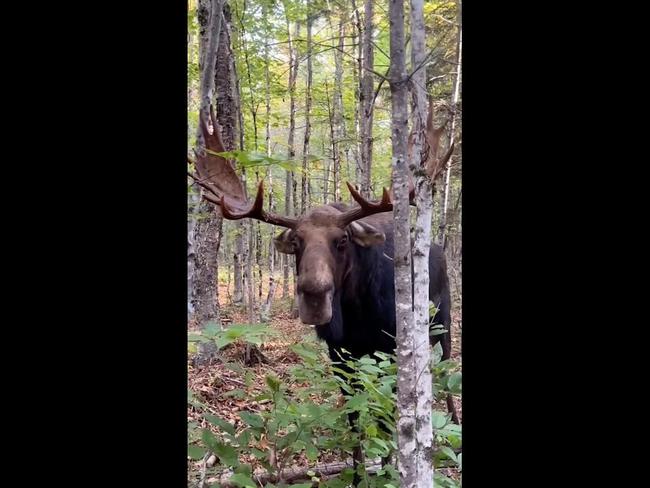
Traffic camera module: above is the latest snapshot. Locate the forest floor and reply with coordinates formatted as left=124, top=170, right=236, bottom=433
left=188, top=278, right=462, bottom=486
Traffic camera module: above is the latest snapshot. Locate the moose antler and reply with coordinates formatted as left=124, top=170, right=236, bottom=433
left=189, top=107, right=298, bottom=229
left=423, top=97, right=454, bottom=180
left=336, top=181, right=415, bottom=228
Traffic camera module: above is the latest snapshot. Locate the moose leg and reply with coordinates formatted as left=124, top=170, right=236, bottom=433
left=440, top=332, right=460, bottom=424
left=377, top=418, right=394, bottom=467
left=329, top=346, right=365, bottom=484
left=347, top=410, right=365, bottom=484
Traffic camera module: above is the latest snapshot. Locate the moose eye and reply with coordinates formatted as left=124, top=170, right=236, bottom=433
left=336, top=235, right=348, bottom=250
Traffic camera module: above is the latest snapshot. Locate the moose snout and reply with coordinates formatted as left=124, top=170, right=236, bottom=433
left=297, top=288, right=334, bottom=326
left=297, top=279, right=333, bottom=296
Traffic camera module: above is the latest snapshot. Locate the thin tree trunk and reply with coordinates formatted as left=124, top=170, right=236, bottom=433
left=324, top=80, right=334, bottom=205
left=326, top=10, right=345, bottom=202
left=438, top=4, right=462, bottom=247
left=231, top=13, right=245, bottom=305
left=254, top=224, right=261, bottom=304
left=388, top=0, right=424, bottom=486
left=288, top=19, right=301, bottom=316
left=283, top=16, right=300, bottom=301
left=351, top=0, right=363, bottom=195
left=333, top=17, right=345, bottom=202
left=360, top=0, right=374, bottom=198
left=261, top=18, right=277, bottom=321
left=245, top=216, right=255, bottom=322
left=407, top=0, right=434, bottom=485
left=301, top=6, right=313, bottom=214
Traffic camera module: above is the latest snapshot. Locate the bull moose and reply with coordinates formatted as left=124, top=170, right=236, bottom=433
left=191, top=106, right=458, bottom=470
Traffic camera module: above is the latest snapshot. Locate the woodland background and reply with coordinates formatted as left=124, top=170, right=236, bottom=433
left=187, top=0, right=462, bottom=486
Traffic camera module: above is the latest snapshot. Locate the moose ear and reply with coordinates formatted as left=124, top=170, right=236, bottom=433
left=273, top=229, right=296, bottom=254
left=349, top=221, right=385, bottom=247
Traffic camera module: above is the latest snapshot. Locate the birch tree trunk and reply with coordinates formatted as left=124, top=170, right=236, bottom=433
left=407, top=0, right=434, bottom=485
left=389, top=0, right=432, bottom=486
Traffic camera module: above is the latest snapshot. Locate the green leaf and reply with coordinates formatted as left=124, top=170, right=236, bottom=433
left=205, top=414, right=236, bottom=436
left=188, top=444, right=206, bottom=460
left=250, top=448, right=266, bottom=459
left=358, top=357, right=377, bottom=365
left=240, top=411, right=265, bottom=429
left=365, top=424, right=378, bottom=437
left=305, top=442, right=319, bottom=461
left=439, top=446, right=458, bottom=462
left=291, top=343, right=320, bottom=361
left=229, top=473, right=256, bottom=488
left=265, top=374, right=281, bottom=393
left=360, top=364, right=384, bottom=374
left=213, top=442, right=239, bottom=467
left=372, top=438, right=389, bottom=451
left=447, top=372, right=462, bottom=393
left=215, top=335, right=236, bottom=349
left=204, top=322, right=221, bottom=337
left=432, top=411, right=447, bottom=429
left=345, top=393, right=369, bottom=411
left=288, top=484, right=313, bottom=488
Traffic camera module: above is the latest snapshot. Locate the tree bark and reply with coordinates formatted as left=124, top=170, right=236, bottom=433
left=283, top=16, right=300, bottom=304
left=261, top=17, right=277, bottom=321
left=389, top=0, right=428, bottom=486
left=351, top=0, right=363, bottom=195
left=438, top=2, right=462, bottom=247
left=301, top=5, right=313, bottom=214
left=360, top=0, right=374, bottom=198
left=192, top=0, right=226, bottom=362
left=407, top=0, right=434, bottom=485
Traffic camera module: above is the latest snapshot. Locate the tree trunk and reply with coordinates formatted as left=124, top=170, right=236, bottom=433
left=333, top=17, right=345, bottom=202
left=282, top=17, right=296, bottom=299
left=351, top=0, right=363, bottom=196
left=301, top=5, right=313, bottom=214
left=214, top=1, right=239, bottom=317
left=324, top=80, right=334, bottom=204
left=192, top=0, right=226, bottom=362
left=284, top=17, right=301, bottom=314
left=438, top=3, right=462, bottom=247
left=233, top=225, right=244, bottom=304
left=360, top=0, right=374, bottom=198
left=406, top=0, right=434, bottom=485
left=389, top=0, right=428, bottom=486
left=261, top=21, right=277, bottom=321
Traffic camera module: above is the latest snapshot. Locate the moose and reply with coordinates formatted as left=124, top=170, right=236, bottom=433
left=191, top=106, right=458, bottom=470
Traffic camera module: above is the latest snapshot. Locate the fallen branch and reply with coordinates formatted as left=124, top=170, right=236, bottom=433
left=210, top=459, right=383, bottom=487
left=197, top=451, right=211, bottom=488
